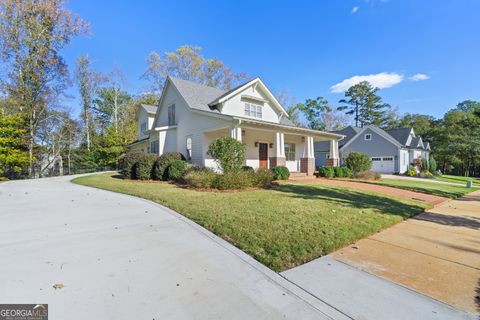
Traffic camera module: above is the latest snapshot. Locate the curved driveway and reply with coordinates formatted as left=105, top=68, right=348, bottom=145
left=0, top=175, right=345, bottom=320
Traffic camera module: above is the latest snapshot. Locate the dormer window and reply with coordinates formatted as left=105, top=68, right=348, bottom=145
left=365, top=133, right=372, bottom=141
left=244, top=102, right=262, bottom=118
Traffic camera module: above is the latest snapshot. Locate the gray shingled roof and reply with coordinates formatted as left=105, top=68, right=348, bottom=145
left=169, top=77, right=226, bottom=113
left=169, top=77, right=300, bottom=127
left=315, top=126, right=360, bottom=151
left=141, top=104, right=158, bottom=114
left=386, top=128, right=412, bottom=146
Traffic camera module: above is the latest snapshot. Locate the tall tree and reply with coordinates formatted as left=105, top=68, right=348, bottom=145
left=0, top=113, right=29, bottom=178
left=338, top=81, right=391, bottom=128
left=0, top=0, right=88, bottom=176
left=388, top=113, right=438, bottom=140
left=296, top=97, right=332, bottom=130
left=74, top=55, right=104, bottom=151
left=142, top=45, right=247, bottom=93
left=456, top=100, right=480, bottom=112
left=94, top=86, right=131, bottom=132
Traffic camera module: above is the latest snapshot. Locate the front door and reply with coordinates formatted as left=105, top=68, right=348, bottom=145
left=259, top=143, right=268, bottom=168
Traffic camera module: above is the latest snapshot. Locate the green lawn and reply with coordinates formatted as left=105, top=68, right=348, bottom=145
left=73, top=173, right=430, bottom=271
left=361, top=178, right=475, bottom=199
left=434, top=174, right=480, bottom=186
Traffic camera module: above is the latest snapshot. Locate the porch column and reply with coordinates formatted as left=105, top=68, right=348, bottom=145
left=229, top=126, right=242, bottom=142
left=270, top=132, right=286, bottom=168
left=326, top=139, right=339, bottom=167
left=300, top=136, right=315, bottom=176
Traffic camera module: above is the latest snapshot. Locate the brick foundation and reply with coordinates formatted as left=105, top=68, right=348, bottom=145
left=326, top=158, right=339, bottom=167
left=269, top=157, right=286, bottom=168
left=300, top=158, right=315, bottom=176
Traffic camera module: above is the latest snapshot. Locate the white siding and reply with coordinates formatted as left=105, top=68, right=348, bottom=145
left=220, top=84, right=281, bottom=123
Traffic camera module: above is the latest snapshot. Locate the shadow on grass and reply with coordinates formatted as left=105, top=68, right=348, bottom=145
left=111, top=174, right=125, bottom=179
left=276, top=184, right=426, bottom=219
left=414, top=212, right=480, bottom=230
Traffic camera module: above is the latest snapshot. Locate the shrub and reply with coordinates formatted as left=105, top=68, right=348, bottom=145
left=242, top=165, right=254, bottom=172
left=419, top=170, right=433, bottom=178
left=120, top=152, right=144, bottom=178
left=420, top=158, right=429, bottom=172
left=153, top=152, right=186, bottom=180
left=133, top=153, right=157, bottom=180
left=429, top=157, right=437, bottom=173
left=318, top=166, right=335, bottom=178
left=213, top=170, right=255, bottom=190
left=406, top=168, right=417, bottom=177
left=207, top=137, right=246, bottom=173
left=165, top=160, right=189, bottom=181
left=355, top=170, right=381, bottom=180
left=254, top=168, right=275, bottom=187
left=345, top=152, right=372, bottom=174
left=183, top=170, right=217, bottom=188
left=334, top=166, right=353, bottom=178
left=271, top=166, right=290, bottom=180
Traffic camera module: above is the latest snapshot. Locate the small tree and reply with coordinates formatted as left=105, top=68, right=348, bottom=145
left=429, top=156, right=437, bottom=173
left=345, top=152, right=372, bottom=174
left=207, top=137, right=246, bottom=172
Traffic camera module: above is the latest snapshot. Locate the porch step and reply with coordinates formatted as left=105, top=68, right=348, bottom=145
left=289, top=172, right=308, bottom=180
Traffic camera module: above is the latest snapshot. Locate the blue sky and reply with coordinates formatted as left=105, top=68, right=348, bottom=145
left=63, top=0, right=480, bottom=119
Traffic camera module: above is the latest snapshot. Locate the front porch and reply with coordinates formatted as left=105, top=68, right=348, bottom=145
left=202, top=120, right=342, bottom=176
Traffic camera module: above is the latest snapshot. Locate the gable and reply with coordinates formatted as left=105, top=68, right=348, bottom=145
left=342, top=126, right=401, bottom=157
left=216, top=79, right=285, bottom=123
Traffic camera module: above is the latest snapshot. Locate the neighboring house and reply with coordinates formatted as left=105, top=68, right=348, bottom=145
left=129, top=76, right=343, bottom=176
left=314, top=125, right=431, bottom=174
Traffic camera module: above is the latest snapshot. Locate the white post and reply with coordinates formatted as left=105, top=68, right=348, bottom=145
left=329, top=139, right=339, bottom=166
left=275, top=132, right=285, bottom=157
left=229, top=127, right=242, bottom=142
left=304, top=136, right=314, bottom=158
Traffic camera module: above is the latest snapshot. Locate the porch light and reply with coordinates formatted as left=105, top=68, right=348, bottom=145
left=269, top=143, right=273, bottom=148
left=254, top=142, right=259, bottom=147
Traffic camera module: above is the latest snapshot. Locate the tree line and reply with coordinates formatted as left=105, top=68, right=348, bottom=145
left=0, top=0, right=478, bottom=179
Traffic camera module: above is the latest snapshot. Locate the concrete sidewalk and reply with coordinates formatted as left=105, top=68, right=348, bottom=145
left=0, top=176, right=347, bottom=320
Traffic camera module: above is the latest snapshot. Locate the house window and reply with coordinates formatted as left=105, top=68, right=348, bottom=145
left=150, top=140, right=159, bottom=154
left=365, top=133, right=372, bottom=141
left=168, top=104, right=176, bottom=125
left=285, top=143, right=296, bottom=161
left=140, top=122, right=147, bottom=133
left=186, top=136, right=192, bottom=161
left=382, top=157, right=394, bottom=161
left=244, top=102, right=262, bottom=118
left=371, top=157, right=381, bottom=161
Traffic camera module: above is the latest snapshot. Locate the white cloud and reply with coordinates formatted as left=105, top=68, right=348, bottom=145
left=409, top=73, right=430, bottom=81
left=330, top=72, right=404, bottom=93
left=351, top=6, right=359, bottom=13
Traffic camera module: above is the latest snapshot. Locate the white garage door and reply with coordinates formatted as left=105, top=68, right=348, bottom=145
left=371, top=156, right=395, bottom=173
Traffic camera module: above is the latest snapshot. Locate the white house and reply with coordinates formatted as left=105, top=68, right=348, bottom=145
left=129, top=77, right=343, bottom=176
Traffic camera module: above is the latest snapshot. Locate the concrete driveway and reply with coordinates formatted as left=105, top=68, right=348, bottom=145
left=0, top=176, right=346, bottom=320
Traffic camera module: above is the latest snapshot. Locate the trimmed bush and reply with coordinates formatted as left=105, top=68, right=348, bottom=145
left=355, top=170, right=381, bottom=180
left=429, top=157, right=437, bottom=173
left=183, top=170, right=217, bottom=188
left=165, top=160, right=189, bottom=181
left=406, top=168, right=417, bottom=177
left=207, top=137, right=246, bottom=173
left=120, top=152, right=144, bottom=178
left=213, top=170, right=255, bottom=190
left=345, top=152, right=372, bottom=174
left=419, top=170, right=433, bottom=178
left=133, top=153, right=157, bottom=180
left=318, top=166, right=335, bottom=178
left=271, top=166, right=290, bottom=180
left=334, top=166, right=353, bottom=178
left=242, top=165, right=254, bottom=172
left=153, top=152, right=186, bottom=180
left=254, top=168, right=275, bottom=187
